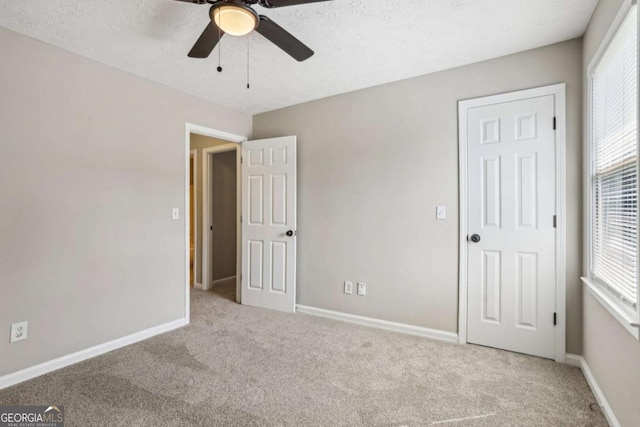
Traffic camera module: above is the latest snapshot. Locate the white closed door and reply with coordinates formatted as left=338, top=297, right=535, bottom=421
left=466, top=95, right=556, bottom=359
left=241, top=136, right=297, bottom=313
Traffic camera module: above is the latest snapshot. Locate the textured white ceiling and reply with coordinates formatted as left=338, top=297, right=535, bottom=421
left=0, top=0, right=597, bottom=114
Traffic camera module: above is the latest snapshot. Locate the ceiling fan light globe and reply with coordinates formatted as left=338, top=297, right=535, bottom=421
left=212, top=5, right=258, bottom=36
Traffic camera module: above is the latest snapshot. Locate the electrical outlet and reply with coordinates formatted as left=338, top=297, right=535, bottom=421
left=10, top=321, right=28, bottom=343
left=172, top=208, right=180, bottom=220
left=357, top=282, right=366, bottom=296
left=344, top=281, right=353, bottom=295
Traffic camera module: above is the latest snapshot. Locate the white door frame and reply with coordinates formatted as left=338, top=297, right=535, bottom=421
left=202, top=144, right=241, bottom=300
left=457, top=83, right=567, bottom=362
left=184, top=123, right=247, bottom=324
left=190, top=149, right=199, bottom=289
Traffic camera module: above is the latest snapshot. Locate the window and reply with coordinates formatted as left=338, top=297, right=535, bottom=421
left=589, top=3, right=639, bottom=312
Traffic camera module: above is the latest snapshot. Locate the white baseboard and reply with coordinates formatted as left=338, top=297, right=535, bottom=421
left=564, top=353, right=583, bottom=367
left=565, top=353, right=619, bottom=427
left=296, top=305, right=458, bottom=343
left=194, top=282, right=204, bottom=290
left=0, top=318, right=187, bottom=390
left=211, top=276, right=236, bottom=287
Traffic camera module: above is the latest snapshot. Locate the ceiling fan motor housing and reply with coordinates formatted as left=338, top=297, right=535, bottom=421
left=209, top=1, right=260, bottom=35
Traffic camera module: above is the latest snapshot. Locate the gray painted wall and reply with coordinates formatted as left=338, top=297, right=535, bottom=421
left=582, top=1, right=640, bottom=425
left=0, top=27, right=251, bottom=376
left=254, top=39, right=584, bottom=354
left=211, top=151, right=237, bottom=281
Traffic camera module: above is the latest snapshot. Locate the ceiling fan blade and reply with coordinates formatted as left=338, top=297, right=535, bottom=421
left=255, top=16, right=313, bottom=61
left=261, top=0, right=332, bottom=7
left=188, top=22, right=224, bottom=58
left=174, top=0, right=208, bottom=4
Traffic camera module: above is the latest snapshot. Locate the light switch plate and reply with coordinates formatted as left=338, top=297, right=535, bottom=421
left=436, top=205, right=446, bottom=220
left=344, top=281, right=353, bottom=295
left=10, top=321, right=28, bottom=343
left=172, top=208, right=180, bottom=220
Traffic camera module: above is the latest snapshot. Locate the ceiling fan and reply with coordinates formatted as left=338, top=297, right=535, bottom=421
left=175, top=0, right=332, bottom=62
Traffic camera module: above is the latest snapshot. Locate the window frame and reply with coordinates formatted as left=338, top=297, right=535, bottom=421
left=584, top=0, right=640, bottom=339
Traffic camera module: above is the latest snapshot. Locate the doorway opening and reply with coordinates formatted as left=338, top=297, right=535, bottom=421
left=184, top=123, right=246, bottom=324
left=189, top=150, right=197, bottom=287
left=184, top=125, right=299, bottom=322
left=202, top=145, right=241, bottom=303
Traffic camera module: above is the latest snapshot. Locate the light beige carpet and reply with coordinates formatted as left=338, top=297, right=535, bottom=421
left=0, top=284, right=606, bottom=426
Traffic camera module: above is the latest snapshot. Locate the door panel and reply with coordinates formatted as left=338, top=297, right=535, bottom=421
left=271, top=174, right=287, bottom=225
left=516, top=154, right=538, bottom=229
left=482, top=156, right=501, bottom=228
left=241, top=136, right=297, bottom=312
left=248, top=240, right=264, bottom=290
left=467, top=95, right=556, bottom=359
left=271, top=241, right=287, bottom=293
left=516, top=252, right=538, bottom=328
left=482, top=250, right=501, bottom=323
left=248, top=176, right=264, bottom=224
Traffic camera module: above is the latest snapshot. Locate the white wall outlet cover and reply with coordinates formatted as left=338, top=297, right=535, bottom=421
left=172, top=208, right=180, bottom=220
left=357, top=282, right=366, bottom=296
left=436, top=205, right=446, bottom=220
left=10, top=321, right=28, bottom=343
left=344, top=281, right=353, bottom=295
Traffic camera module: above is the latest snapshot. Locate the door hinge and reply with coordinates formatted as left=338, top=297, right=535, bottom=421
left=553, top=312, right=557, bottom=326
left=553, top=117, right=556, bottom=130
left=241, top=156, right=243, bottom=164
left=210, top=225, right=213, bottom=231
left=553, top=215, right=557, bottom=228
left=241, top=215, right=243, bottom=223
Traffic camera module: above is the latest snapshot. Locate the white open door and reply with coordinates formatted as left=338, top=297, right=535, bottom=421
left=241, top=136, right=297, bottom=312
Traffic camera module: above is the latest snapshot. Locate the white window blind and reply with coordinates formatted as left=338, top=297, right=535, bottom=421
left=590, top=4, right=638, bottom=308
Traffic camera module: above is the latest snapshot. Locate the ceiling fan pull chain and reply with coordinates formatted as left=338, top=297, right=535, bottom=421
left=247, top=35, right=251, bottom=89
left=217, top=12, right=222, bottom=72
